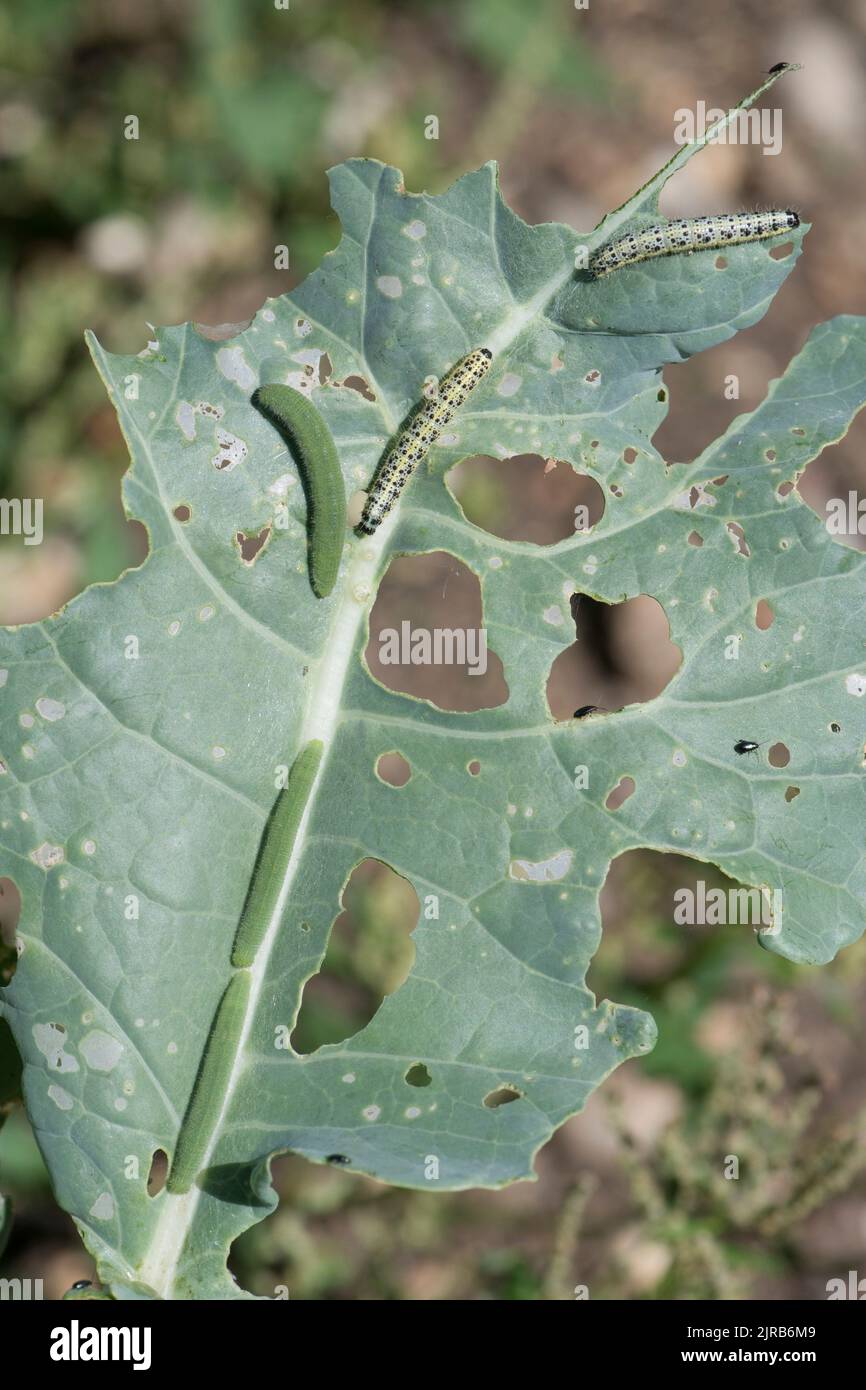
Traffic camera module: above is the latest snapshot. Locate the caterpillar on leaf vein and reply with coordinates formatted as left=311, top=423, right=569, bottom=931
left=589, top=209, right=800, bottom=277
left=253, top=385, right=346, bottom=598
left=167, top=740, right=324, bottom=1195
left=231, top=740, right=324, bottom=970
left=167, top=969, right=252, bottom=1195
left=357, top=347, right=493, bottom=536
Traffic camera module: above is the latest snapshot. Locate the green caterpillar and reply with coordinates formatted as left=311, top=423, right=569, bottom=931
left=231, top=739, right=324, bottom=969
left=166, top=742, right=324, bottom=1194
left=167, top=969, right=252, bottom=1195
left=253, top=385, right=346, bottom=598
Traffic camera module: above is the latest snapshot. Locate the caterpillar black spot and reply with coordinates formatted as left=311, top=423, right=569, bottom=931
left=357, top=347, right=493, bottom=536
left=231, top=740, right=324, bottom=970
left=253, top=385, right=346, bottom=598
left=167, top=969, right=252, bottom=1195
left=589, top=209, right=800, bottom=278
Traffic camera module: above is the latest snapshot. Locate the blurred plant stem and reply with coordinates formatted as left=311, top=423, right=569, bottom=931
left=543, top=1173, right=597, bottom=1300
left=461, top=19, right=559, bottom=173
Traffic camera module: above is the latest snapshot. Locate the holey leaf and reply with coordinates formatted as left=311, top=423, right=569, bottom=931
left=2, top=70, right=866, bottom=1300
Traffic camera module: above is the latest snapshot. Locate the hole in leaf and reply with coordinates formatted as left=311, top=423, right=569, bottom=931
left=376, top=752, right=411, bottom=787
left=483, top=1085, right=523, bottom=1109
left=726, top=522, right=751, bottom=557
left=784, top=786, right=800, bottom=802
left=0, top=878, right=21, bottom=943
left=405, top=1063, right=432, bottom=1087
left=147, top=1149, right=168, bottom=1197
left=791, top=427, right=806, bottom=437
left=326, top=1153, right=351, bottom=1165
left=173, top=504, right=191, bottom=523
left=768, top=742, right=790, bottom=768
left=769, top=240, right=794, bottom=261
left=829, top=722, right=841, bottom=733
left=714, top=254, right=728, bottom=269
left=291, top=861, right=419, bottom=1055
left=366, top=552, right=508, bottom=712
left=448, top=454, right=605, bottom=543
left=777, top=480, right=794, bottom=498
left=234, top=525, right=271, bottom=565
left=687, top=531, right=703, bottom=547
left=605, top=776, right=635, bottom=810
left=755, top=599, right=774, bottom=630
left=338, top=374, right=375, bottom=401
left=548, top=593, right=681, bottom=720
left=467, top=759, right=481, bottom=776
left=591, top=849, right=782, bottom=1008
left=128, top=519, right=149, bottom=562
left=0, top=878, right=21, bottom=979
left=623, top=447, right=637, bottom=465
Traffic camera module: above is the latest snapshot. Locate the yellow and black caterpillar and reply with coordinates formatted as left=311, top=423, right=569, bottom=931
left=357, top=347, right=493, bottom=535
left=589, top=209, right=799, bottom=277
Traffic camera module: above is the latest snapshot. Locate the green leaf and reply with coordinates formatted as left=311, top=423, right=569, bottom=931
left=2, top=69, right=865, bottom=1299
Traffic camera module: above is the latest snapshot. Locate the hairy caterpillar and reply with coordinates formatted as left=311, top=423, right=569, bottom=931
left=357, top=348, right=493, bottom=536
left=589, top=209, right=799, bottom=278
left=231, top=739, right=324, bottom=970
left=167, top=969, right=252, bottom=1195
left=253, top=385, right=346, bottom=598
